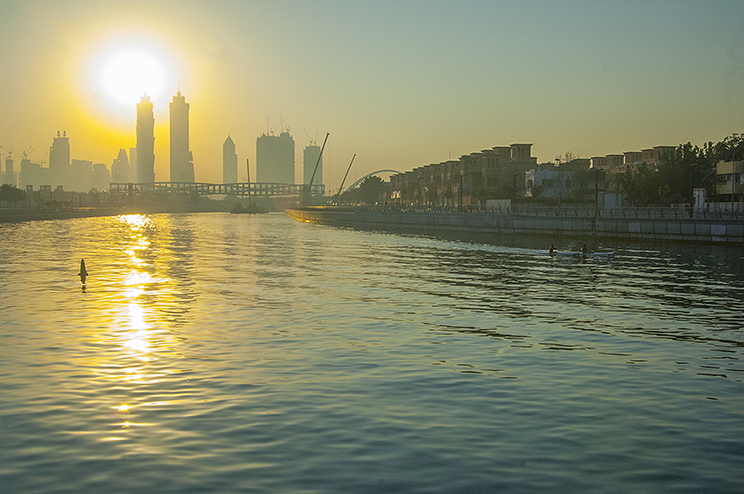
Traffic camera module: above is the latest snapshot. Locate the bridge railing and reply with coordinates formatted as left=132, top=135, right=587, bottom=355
left=110, top=182, right=325, bottom=197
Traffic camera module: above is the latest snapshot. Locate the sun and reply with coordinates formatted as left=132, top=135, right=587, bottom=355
left=77, top=31, right=188, bottom=127
left=99, top=48, right=168, bottom=108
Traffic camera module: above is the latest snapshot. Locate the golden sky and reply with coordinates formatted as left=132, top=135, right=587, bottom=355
left=1, top=0, right=743, bottom=190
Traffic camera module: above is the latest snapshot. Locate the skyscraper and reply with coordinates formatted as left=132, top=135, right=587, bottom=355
left=129, top=147, right=137, bottom=180
left=111, top=148, right=130, bottom=182
left=49, top=131, right=70, bottom=188
left=256, top=130, right=294, bottom=184
left=223, top=136, right=237, bottom=184
left=136, top=95, right=155, bottom=183
left=303, top=144, right=322, bottom=185
left=169, top=89, right=194, bottom=182
left=4, top=156, right=14, bottom=186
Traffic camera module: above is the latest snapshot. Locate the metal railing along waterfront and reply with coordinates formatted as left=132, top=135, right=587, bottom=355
left=330, top=203, right=744, bottom=220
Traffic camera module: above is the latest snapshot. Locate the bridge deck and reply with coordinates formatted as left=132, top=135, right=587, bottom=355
left=110, top=182, right=325, bottom=197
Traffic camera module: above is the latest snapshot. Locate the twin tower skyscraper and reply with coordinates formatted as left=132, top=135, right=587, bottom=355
left=135, top=89, right=194, bottom=183
left=135, top=90, right=321, bottom=186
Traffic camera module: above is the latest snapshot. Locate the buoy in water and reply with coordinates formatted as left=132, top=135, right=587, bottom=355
left=78, top=259, right=88, bottom=284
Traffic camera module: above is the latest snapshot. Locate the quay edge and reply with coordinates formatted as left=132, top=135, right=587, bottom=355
left=285, top=206, right=744, bottom=245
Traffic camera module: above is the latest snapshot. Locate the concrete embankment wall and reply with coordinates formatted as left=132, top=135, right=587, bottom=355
left=285, top=208, right=744, bottom=245
left=0, top=208, right=128, bottom=223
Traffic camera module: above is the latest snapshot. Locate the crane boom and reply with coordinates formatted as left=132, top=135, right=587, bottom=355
left=334, top=154, right=356, bottom=202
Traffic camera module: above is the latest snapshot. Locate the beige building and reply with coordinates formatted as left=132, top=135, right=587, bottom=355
left=391, top=143, right=537, bottom=206
left=716, top=160, right=744, bottom=201
left=641, top=146, right=675, bottom=166
left=623, top=151, right=643, bottom=166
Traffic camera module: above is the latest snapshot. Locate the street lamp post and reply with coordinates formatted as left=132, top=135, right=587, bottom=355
left=733, top=147, right=736, bottom=210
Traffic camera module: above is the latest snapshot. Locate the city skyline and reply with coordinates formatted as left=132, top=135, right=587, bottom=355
left=1, top=1, right=742, bottom=192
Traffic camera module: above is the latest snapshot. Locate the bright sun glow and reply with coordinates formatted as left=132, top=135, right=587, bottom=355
left=99, top=49, right=168, bottom=108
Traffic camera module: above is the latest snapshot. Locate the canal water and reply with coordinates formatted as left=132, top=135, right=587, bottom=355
left=0, top=212, right=742, bottom=493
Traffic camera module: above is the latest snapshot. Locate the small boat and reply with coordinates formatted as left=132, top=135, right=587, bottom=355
left=548, top=242, right=613, bottom=258
left=231, top=203, right=267, bottom=214
left=232, top=160, right=268, bottom=214
left=549, top=250, right=614, bottom=258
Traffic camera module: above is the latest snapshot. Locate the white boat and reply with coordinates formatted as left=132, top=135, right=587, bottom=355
left=549, top=250, right=614, bottom=258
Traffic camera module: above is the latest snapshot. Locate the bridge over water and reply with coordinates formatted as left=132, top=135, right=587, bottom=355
left=110, top=182, right=325, bottom=197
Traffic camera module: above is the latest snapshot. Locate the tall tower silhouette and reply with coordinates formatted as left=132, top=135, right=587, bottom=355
left=223, top=136, right=237, bottom=184
left=49, top=131, right=70, bottom=188
left=256, top=130, right=294, bottom=184
left=4, top=156, right=15, bottom=186
left=111, top=148, right=130, bottom=182
left=169, top=89, right=194, bottom=182
left=136, top=95, right=155, bottom=183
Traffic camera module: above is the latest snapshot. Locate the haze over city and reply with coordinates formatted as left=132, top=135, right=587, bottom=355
left=1, top=0, right=742, bottom=191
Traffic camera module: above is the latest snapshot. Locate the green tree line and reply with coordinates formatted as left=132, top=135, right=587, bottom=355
left=0, top=184, right=25, bottom=207
left=338, top=176, right=388, bottom=204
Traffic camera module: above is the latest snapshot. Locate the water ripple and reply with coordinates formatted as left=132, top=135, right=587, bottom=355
left=0, top=213, right=743, bottom=493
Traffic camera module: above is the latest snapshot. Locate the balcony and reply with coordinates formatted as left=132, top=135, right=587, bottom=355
left=716, top=183, right=744, bottom=195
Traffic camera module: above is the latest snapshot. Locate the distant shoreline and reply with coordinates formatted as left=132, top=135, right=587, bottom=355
left=0, top=208, right=129, bottom=223
left=0, top=207, right=227, bottom=223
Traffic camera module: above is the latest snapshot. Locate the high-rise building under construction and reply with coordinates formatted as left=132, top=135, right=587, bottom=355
left=303, top=144, right=322, bottom=185
left=256, top=131, right=294, bottom=184
left=49, top=131, right=70, bottom=188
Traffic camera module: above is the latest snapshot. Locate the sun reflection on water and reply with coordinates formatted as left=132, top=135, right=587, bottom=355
left=99, top=215, right=166, bottom=439
left=71, top=214, right=198, bottom=443
left=118, top=214, right=153, bottom=230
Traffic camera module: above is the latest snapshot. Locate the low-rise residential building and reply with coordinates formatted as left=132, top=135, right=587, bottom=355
left=390, top=142, right=678, bottom=208
left=716, top=160, right=744, bottom=201
left=391, top=143, right=537, bottom=207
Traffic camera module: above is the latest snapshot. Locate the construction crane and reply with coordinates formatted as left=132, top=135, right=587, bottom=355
left=301, top=132, right=329, bottom=206
left=21, top=147, right=34, bottom=160
left=270, top=114, right=289, bottom=135
left=303, top=128, right=318, bottom=146
left=0, top=146, right=12, bottom=159
left=334, top=154, right=356, bottom=203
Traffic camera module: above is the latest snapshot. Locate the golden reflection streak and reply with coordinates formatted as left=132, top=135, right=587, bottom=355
left=102, top=215, right=159, bottom=440
left=118, top=214, right=151, bottom=230
left=94, top=214, right=188, bottom=441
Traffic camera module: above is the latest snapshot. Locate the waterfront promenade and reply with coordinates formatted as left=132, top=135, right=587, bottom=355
left=286, top=205, right=744, bottom=245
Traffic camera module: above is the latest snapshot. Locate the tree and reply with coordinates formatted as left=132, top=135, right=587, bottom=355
left=357, top=176, right=385, bottom=204
left=556, top=151, right=579, bottom=164
left=621, top=141, right=717, bottom=206
left=708, top=133, right=744, bottom=163
left=0, top=184, right=25, bottom=208
left=340, top=176, right=387, bottom=204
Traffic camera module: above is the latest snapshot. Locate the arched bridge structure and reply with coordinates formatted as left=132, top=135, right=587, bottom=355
left=110, top=182, right=325, bottom=198
left=345, top=170, right=402, bottom=191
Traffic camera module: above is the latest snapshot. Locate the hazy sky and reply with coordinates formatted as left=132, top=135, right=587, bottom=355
left=1, top=0, right=743, bottom=190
